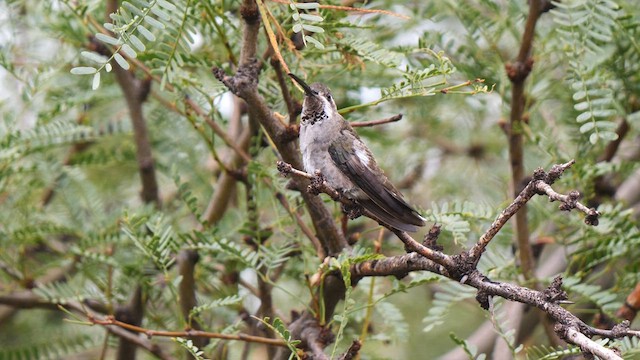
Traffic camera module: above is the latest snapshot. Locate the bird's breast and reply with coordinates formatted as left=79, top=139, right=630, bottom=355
left=299, top=124, right=355, bottom=192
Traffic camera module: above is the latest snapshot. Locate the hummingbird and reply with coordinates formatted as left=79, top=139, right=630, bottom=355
left=289, top=73, right=426, bottom=232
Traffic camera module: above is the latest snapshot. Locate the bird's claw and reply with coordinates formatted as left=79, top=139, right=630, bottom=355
left=341, top=203, right=364, bottom=220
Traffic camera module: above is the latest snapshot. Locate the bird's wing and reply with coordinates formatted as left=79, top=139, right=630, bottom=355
left=328, top=128, right=425, bottom=231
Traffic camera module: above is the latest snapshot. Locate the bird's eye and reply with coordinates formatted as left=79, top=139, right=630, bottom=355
left=326, top=94, right=332, bottom=101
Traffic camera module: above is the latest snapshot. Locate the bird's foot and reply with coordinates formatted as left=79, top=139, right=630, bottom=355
left=341, top=203, right=364, bottom=220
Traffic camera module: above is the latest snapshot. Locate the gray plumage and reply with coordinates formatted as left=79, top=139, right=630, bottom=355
left=290, top=74, right=426, bottom=232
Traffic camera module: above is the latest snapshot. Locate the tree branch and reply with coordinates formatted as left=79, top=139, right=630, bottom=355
left=277, top=159, right=620, bottom=358
left=177, top=250, right=208, bottom=350
left=504, top=0, right=544, bottom=283
left=103, top=324, right=176, bottom=360
left=468, top=160, right=599, bottom=262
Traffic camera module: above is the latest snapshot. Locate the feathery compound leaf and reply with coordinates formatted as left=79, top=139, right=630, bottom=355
left=563, top=276, right=621, bottom=313
left=551, top=0, right=621, bottom=143
left=526, top=343, right=581, bottom=359
left=189, top=294, right=243, bottom=318
left=0, top=334, right=102, bottom=360
left=423, top=280, right=475, bottom=332
left=122, top=214, right=177, bottom=270
left=173, top=173, right=204, bottom=221
left=301, top=24, right=324, bottom=33
left=450, top=333, right=486, bottom=360
left=144, top=15, right=166, bottom=30
left=335, top=36, right=404, bottom=68
left=157, top=0, right=177, bottom=11
left=173, top=338, right=209, bottom=360
left=299, top=13, right=323, bottom=22
left=129, top=34, right=146, bottom=51
left=256, top=317, right=301, bottom=358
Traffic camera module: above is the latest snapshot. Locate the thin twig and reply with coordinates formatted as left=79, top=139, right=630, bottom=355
left=89, top=316, right=288, bottom=347
left=468, top=161, right=598, bottom=260
left=275, top=192, right=325, bottom=259
left=103, top=325, right=176, bottom=360
left=350, top=114, right=403, bottom=127
left=184, top=98, right=252, bottom=163
left=177, top=250, right=208, bottom=349
left=269, top=0, right=410, bottom=19
left=271, top=57, right=298, bottom=124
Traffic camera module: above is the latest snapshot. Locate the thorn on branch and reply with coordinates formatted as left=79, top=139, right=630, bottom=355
left=423, top=224, right=443, bottom=251
left=505, top=58, right=535, bottom=82
left=543, top=275, right=568, bottom=303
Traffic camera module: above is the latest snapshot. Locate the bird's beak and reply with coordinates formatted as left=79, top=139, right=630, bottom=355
left=288, top=73, right=317, bottom=96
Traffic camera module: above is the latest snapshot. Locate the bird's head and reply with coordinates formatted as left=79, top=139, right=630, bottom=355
left=289, top=73, right=338, bottom=126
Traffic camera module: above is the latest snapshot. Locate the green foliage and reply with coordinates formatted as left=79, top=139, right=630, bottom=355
left=335, top=36, right=403, bottom=68
left=450, top=333, right=487, bottom=360
left=189, top=294, right=243, bottom=321
left=570, top=203, right=640, bottom=271
left=174, top=337, right=209, bottom=360
left=193, top=233, right=296, bottom=273
left=424, top=200, right=494, bottom=246
left=289, top=2, right=325, bottom=49
left=563, top=276, right=622, bottom=314
left=122, top=213, right=178, bottom=271
left=69, top=0, right=189, bottom=89
left=487, top=300, right=523, bottom=357
left=2, top=0, right=640, bottom=358
left=422, top=279, right=476, bottom=332
left=0, top=333, right=101, bottom=360
left=552, top=0, right=623, bottom=143
left=525, top=343, right=581, bottom=360
left=257, top=317, right=302, bottom=359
